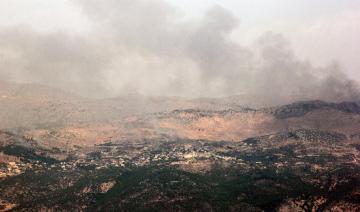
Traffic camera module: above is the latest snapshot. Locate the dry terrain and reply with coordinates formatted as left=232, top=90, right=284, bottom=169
left=0, top=81, right=359, bottom=211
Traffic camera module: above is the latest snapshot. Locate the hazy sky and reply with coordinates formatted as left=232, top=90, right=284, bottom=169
left=0, top=0, right=358, bottom=75
left=0, top=0, right=359, bottom=103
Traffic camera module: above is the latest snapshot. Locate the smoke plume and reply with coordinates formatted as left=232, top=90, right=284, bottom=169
left=0, top=0, right=358, bottom=105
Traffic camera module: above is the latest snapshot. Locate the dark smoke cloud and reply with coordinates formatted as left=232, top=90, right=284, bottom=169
left=0, top=0, right=358, bottom=105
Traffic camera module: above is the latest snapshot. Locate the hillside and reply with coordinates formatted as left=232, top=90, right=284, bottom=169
left=0, top=81, right=360, bottom=211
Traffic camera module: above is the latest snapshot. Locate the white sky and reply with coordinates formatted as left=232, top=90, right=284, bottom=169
left=0, top=0, right=359, bottom=78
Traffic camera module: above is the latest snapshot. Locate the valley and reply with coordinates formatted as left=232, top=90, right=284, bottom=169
left=0, top=82, right=360, bottom=211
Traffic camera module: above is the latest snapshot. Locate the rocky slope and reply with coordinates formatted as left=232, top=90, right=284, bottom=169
left=0, top=81, right=360, bottom=211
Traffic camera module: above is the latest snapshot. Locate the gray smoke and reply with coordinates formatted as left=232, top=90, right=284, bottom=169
left=0, top=0, right=359, bottom=104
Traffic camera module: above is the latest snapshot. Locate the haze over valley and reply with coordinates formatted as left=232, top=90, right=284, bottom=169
left=0, top=0, right=360, bottom=211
